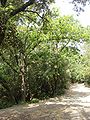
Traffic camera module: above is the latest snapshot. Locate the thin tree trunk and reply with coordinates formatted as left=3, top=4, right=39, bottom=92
left=0, top=14, right=7, bottom=45
left=19, top=53, right=26, bottom=102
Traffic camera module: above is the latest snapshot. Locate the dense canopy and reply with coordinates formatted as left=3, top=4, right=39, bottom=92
left=0, top=0, right=90, bottom=109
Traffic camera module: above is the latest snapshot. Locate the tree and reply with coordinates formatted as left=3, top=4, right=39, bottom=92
left=0, top=0, right=55, bottom=103
left=0, top=4, right=90, bottom=108
left=71, top=0, right=90, bottom=14
left=0, top=0, right=54, bottom=45
left=80, top=41, right=90, bottom=84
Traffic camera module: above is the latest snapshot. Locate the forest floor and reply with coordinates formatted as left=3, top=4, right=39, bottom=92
left=0, top=83, right=90, bottom=120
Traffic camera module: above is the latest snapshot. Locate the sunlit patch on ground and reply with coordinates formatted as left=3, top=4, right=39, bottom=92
left=0, top=83, right=90, bottom=120
left=23, top=104, right=39, bottom=109
left=71, top=83, right=90, bottom=93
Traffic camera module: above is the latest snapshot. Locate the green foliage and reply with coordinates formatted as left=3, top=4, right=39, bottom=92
left=0, top=5, right=90, bottom=109
left=30, top=98, right=39, bottom=103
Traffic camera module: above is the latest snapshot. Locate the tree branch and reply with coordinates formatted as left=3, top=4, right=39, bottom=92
left=60, top=40, right=70, bottom=52
left=24, top=10, right=49, bottom=22
left=25, top=10, right=44, bottom=19
left=0, top=53, right=19, bottom=73
left=10, top=0, right=35, bottom=18
left=0, top=76, right=11, bottom=93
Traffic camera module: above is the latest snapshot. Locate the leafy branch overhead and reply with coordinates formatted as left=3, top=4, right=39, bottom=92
left=0, top=0, right=54, bottom=45
left=0, top=0, right=90, bottom=109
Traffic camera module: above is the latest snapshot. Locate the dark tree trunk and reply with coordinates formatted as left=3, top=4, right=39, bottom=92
left=0, top=15, right=7, bottom=45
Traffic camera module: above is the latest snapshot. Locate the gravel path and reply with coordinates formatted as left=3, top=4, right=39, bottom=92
left=0, top=83, right=90, bottom=120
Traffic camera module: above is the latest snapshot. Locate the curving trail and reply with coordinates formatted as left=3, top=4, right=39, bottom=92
left=0, top=83, right=90, bottom=120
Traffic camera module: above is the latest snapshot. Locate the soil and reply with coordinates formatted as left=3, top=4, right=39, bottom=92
left=0, top=83, right=90, bottom=120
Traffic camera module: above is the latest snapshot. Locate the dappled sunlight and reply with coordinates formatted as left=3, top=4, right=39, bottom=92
left=1, top=83, right=90, bottom=120
left=23, top=104, right=39, bottom=109
left=45, top=101, right=63, bottom=105
left=61, top=83, right=90, bottom=108
left=45, top=101, right=57, bottom=105
left=71, top=83, right=90, bottom=93
left=78, top=95, right=90, bottom=103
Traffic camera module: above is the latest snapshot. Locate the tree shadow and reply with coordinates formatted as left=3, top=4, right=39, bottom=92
left=1, top=83, right=90, bottom=120
left=0, top=101, right=90, bottom=120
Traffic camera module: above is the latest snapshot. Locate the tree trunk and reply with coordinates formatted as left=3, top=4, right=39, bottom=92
left=21, top=69, right=26, bottom=102
left=0, top=14, right=7, bottom=45
left=19, top=53, right=26, bottom=102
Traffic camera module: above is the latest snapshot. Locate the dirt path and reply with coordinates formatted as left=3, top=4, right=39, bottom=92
left=0, top=83, right=90, bottom=120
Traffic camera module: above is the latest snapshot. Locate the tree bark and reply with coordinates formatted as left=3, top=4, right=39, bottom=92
left=0, top=13, right=8, bottom=45
left=19, top=53, right=26, bottom=102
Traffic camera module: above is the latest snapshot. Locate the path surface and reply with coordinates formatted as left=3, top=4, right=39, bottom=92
left=0, top=83, right=90, bottom=120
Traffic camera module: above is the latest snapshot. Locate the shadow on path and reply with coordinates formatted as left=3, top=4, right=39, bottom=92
left=0, top=83, right=90, bottom=120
